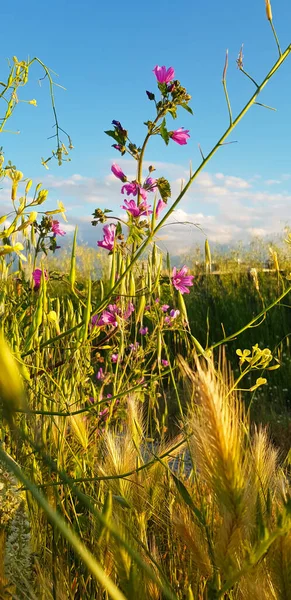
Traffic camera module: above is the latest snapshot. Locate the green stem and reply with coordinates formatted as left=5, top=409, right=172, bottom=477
left=270, top=20, right=282, bottom=57
left=240, top=68, right=259, bottom=88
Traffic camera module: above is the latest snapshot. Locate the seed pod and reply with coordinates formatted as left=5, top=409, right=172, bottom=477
left=109, top=246, right=116, bottom=290
left=100, top=279, right=104, bottom=302
left=157, top=329, right=162, bottom=364
left=265, top=0, right=272, bottom=21
left=30, top=223, right=36, bottom=247
left=25, top=180, right=32, bottom=195
left=81, top=277, right=92, bottom=342
left=151, top=243, right=157, bottom=269
left=136, top=291, right=146, bottom=323
left=129, top=272, right=135, bottom=298
left=166, top=251, right=171, bottom=275
left=205, top=239, right=211, bottom=274
left=177, top=291, right=189, bottom=324
left=0, top=335, right=26, bottom=419
left=69, top=226, right=78, bottom=290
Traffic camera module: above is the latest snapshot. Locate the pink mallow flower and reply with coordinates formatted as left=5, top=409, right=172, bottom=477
left=92, top=304, right=120, bottom=327
left=129, top=342, right=139, bottom=352
left=170, top=128, right=190, bottom=146
left=111, top=163, right=127, bottom=182
left=32, top=268, right=48, bottom=290
left=172, top=266, right=194, bottom=294
left=144, top=177, right=157, bottom=192
left=164, top=309, right=180, bottom=325
left=121, top=199, right=152, bottom=218
left=162, top=359, right=169, bottom=367
left=121, top=182, right=148, bottom=201
left=139, top=326, right=148, bottom=335
left=96, top=367, right=105, bottom=381
left=97, top=223, right=116, bottom=251
left=92, top=302, right=134, bottom=328
left=123, top=302, right=135, bottom=319
left=155, top=199, right=167, bottom=219
left=111, top=353, right=119, bottom=363
left=153, top=65, right=175, bottom=84
left=161, top=304, right=170, bottom=312
left=51, top=220, right=66, bottom=236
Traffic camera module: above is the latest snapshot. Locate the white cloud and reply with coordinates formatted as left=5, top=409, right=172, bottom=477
left=215, top=173, right=251, bottom=189
left=1, top=164, right=291, bottom=253
left=265, top=179, right=281, bottom=185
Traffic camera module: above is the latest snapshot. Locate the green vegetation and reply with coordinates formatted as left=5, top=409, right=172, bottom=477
left=2, top=5, right=291, bottom=597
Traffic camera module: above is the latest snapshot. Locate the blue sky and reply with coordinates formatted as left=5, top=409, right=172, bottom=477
left=1, top=0, right=291, bottom=251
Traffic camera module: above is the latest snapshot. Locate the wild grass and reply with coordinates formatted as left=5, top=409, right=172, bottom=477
left=2, top=11, right=291, bottom=597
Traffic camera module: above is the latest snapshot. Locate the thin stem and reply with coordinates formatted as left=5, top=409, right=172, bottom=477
left=222, top=50, right=233, bottom=126
left=270, top=19, right=282, bottom=57
left=239, top=68, right=259, bottom=88
left=208, top=284, right=291, bottom=352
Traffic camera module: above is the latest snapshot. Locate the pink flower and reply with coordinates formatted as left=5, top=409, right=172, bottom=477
left=139, top=326, right=148, bottom=335
left=170, top=128, right=190, bottom=146
left=96, top=367, right=105, bottom=381
left=111, top=353, right=119, bottom=363
left=92, top=305, right=119, bottom=327
left=121, top=199, right=152, bottom=217
left=144, top=177, right=157, bottom=192
left=97, top=223, right=116, bottom=251
left=121, top=182, right=148, bottom=201
left=161, top=304, right=169, bottom=312
left=155, top=199, right=167, bottom=218
left=51, top=220, right=66, bottom=236
left=172, top=266, right=194, bottom=294
left=92, top=302, right=134, bottom=328
left=153, top=65, right=175, bottom=84
left=111, top=163, right=127, bottom=182
left=129, top=342, right=140, bottom=352
left=161, top=359, right=169, bottom=367
left=123, top=302, right=135, bottom=319
left=98, top=406, right=109, bottom=420
left=170, top=309, right=180, bottom=319
left=32, top=268, right=48, bottom=290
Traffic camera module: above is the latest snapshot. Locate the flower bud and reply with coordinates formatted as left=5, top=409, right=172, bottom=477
left=28, top=211, right=37, bottom=223
left=146, top=90, right=155, bottom=101
left=265, top=0, right=272, bottom=20
left=25, top=179, right=32, bottom=195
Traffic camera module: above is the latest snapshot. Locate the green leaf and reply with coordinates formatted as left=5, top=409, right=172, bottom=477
left=157, top=177, right=171, bottom=201
left=171, top=473, right=205, bottom=525
left=168, top=106, right=177, bottom=119
left=116, top=221, right=122, bottom=236
left=104, top=129, right=127, bottom=145
left=127, top=224, right=144, bottom=244
left=180, top=102, right=193, bottom=115
left=113, top=495, right=131, bottom=509
left=159, top=119, right=169, bottom=145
